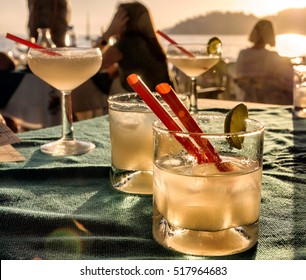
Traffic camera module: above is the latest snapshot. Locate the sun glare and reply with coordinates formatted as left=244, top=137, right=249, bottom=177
left=276, top=34, right=306, bottom=58
left=251, top=0, right=306, bottom=16
left=287, top=0, right=306, bottom=8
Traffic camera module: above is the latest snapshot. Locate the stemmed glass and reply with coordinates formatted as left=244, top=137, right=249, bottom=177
left=167, top=43, right=221, bottom=113
left=28, top=47, right=102, bottom=156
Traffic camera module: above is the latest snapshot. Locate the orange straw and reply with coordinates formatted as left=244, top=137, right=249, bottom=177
left=156, top=30, right=194, bottom=57
left=156, top=83, right=221, bottom=163
left=127, top=74, right=208, bottom=164
left=6, top=33, right=60, bottom=56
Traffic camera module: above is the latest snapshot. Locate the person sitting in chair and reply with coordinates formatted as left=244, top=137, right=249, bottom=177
left=235, top=19, right=293, bottom=104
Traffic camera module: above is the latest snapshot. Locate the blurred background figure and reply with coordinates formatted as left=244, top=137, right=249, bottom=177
left=0, top=52, right=15, bottom=71
left=234, top=19, right=293, bottom=104
left=0, top=52, right=19, bottom=131
left=96, top=1, right=171, bottom=93
left=27, top=0, right=71, bottom=47
left=0, top=51, right=16, bottom=109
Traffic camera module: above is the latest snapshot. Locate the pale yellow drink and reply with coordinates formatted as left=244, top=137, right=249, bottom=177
left=28, top=50, right=102, bottom=91
left=153, top=157, right=261, bottom=256
left=167, top=56, right=219, bottom=77
left=109, top=109, right=155, bottom=171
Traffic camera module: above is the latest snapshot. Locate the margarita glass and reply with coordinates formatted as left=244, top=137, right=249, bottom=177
left=28, top=47, right=102, bottom=156
left=167, top=43, right=221, bottom=113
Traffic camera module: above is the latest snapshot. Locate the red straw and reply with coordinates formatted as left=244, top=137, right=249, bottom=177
left=156, top=30, right=194, bottom=57
left=156, top=83, right=221, bottom=163
left=156, top=83, right=234, bottom=172
left=6, top=33, right=60, bottom=56
left=127, top=74, right=208, bottom=164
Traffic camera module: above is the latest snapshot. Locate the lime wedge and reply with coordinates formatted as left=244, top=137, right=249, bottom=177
left=207, top=37, right=222, bottom=54
left=224, top=103, right=248, bottom=149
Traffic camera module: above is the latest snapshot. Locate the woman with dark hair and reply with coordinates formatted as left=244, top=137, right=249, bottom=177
left=97, top=1, right=171, bottom=92
left=0, top=53, right=15, bottom=72
left=27, top=0, right=71, bottom=47
left=0, top=52, right=17, bottom=109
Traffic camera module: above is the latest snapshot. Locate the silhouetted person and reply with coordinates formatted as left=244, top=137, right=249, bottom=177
left=97, top=1, right=171, bottom=92
left=235, top=19, right=293, bottom=104
left=27, top=0, right=71, bottom=47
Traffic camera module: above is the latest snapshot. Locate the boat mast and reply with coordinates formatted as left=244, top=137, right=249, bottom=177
left=85, top=12, right=90, bottom=40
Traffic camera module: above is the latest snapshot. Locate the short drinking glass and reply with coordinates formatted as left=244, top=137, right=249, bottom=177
left=293, top=65, right=306, bottom=118
left=108, top=92, right=189, bottom=195
left=152, top=113, right=264, bottom=256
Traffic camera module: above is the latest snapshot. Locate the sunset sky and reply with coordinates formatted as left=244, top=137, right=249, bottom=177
left=1, top=0, right=306, bottom=36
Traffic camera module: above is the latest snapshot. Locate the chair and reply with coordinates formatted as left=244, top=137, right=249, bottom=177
left=234, top=76, right=293, bottom=105
left=0, top=73, right=61, bottom=131
left=0, top=73, right=110, bottom=131
left=197, top=86, right=226, bottom=99
left=169, top=61, right=227, bottom=100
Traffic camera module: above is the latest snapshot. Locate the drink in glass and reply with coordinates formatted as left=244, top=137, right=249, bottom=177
left=152, top=113, right=264, bottom=256
left=167, top=43, right=221, bottom=113
left=108, top=93, right=189, bottom=195
left=28, top=47, right=102, bottom=155
left=293, top=65, right=306, bottom=118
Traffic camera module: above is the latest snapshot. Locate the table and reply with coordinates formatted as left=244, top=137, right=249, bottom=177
left=0, top=101, right=305, bottom=260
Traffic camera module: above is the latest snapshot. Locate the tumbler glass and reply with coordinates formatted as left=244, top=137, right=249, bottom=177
left=293, top=65, right=306, bottom=118
left=152, top=113, right=264, bottom=256
left=108, top=92, right=189, bottom=195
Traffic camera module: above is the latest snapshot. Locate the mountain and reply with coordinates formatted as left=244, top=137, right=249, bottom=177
left=268, top=8, right=306, bottom=34
left=163, top=8, right=306, bottom=35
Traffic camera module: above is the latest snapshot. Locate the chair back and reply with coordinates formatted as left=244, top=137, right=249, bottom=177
left=234, top=76, right=293, bottom=105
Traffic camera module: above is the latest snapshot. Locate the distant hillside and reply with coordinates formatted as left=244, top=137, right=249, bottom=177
left=164, top=8, right=306, bottom=35
left=268, top=8, right=306, bottom=34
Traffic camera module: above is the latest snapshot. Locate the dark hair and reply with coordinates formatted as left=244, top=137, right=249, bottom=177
left=118, top=1, right=166, bottom=60
left=249, top=20, right=276, bottom=47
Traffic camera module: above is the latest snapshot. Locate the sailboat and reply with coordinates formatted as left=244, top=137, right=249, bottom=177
left=85, top=13, right=90, bottom=40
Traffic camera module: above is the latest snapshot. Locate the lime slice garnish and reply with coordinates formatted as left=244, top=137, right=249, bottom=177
left=207, top=37, right=222, bottom=54
left=224, top=103, right=249, bottom=149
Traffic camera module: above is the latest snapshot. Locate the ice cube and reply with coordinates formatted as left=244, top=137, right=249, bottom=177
left=115, top=113, right=141, bottom=130
left=192, top=163, right=219, bottom=176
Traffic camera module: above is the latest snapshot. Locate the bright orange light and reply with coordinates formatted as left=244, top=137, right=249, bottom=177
left=249, top=0, right=306, bottom=16
left=276, top=34, right=306, bottom=57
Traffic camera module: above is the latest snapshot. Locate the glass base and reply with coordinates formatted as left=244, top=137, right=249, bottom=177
left=293, top=106, right=306, bottom=118
left=40, top=139, right=95, bottom=156
left=153, top=207, right=259, bottom=257
left=110, top=166, right=153, bottom=195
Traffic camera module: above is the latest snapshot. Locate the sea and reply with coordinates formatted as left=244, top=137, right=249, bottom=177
left=1, top=33, right=306, bottom=62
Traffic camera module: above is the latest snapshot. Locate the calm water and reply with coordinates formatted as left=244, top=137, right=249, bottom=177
left=161, top=34, right=306, bottom=61
left=160, top=34, right=250, bottom=61
left=1, top=33, right=306, bottom=62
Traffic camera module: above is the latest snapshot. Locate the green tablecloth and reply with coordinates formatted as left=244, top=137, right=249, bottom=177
left=0, top=106, right=305, bottom=260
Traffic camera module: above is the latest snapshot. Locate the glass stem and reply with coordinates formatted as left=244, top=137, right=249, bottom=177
left=190, top=77, right=198, bottom=113
left=61, top=90, right=74, bottom=141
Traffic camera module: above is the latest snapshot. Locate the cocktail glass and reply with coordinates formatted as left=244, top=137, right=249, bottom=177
left=293, top=65, right=306, bottom=118
left=108, top=92, right=189, bottom=195
left=167, top=43, right=221, bottom=113
left=152, top=113, right=264, bottom=256
left=28, top=47, right=102, bottom=156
